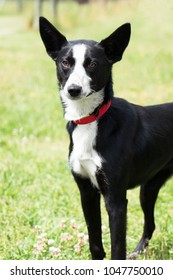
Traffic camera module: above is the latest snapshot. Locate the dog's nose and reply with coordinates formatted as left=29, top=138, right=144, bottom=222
left=67, top=85, right=82, bottom=97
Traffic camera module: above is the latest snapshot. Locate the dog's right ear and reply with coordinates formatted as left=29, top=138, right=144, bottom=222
left=39, top=17, right=67, bottom=60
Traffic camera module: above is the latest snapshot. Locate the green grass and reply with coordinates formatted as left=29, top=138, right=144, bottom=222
left=0, top=0, right=173, bottom=260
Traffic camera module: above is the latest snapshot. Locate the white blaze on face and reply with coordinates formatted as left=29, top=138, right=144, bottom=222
left=64, top=44, right=91, bottom=96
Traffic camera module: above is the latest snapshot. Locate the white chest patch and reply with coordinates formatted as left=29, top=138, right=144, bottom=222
left=69, top=122, right=102, bottom=188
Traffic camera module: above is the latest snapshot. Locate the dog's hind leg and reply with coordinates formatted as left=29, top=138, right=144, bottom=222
left=74, top=175, right=106, bottom=260
left=130, top=166, right=173, bottom=259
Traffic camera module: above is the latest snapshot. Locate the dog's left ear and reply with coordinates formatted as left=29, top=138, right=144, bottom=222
left=100, top=23, right=131, bottom=63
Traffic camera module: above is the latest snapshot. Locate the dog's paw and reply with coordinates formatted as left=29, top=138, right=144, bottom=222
left=127, top=251, right=139, bottom=260
left=127, top=246, right=148, bottom=260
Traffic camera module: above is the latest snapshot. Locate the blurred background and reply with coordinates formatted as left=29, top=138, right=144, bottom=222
left=0, top=0, right=173, bottom=260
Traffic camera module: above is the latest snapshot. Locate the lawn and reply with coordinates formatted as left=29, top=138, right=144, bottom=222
left=0, top=0, right=173, bottom=260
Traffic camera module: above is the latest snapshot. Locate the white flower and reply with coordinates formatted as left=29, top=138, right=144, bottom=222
left=35, top=225, right=41, bottom=230
left=22, top=136, right=28, bottom=145
left=48, top=239, right=55, bottom=245
left=70, top=219, right=78, bottom=230
left=38, top=233, right=47, bottom=238
left=77, top=233, right=88, bottom=247
left=83, top=234, right=88, bottom=244
left=60, top=232, right=73, bottom=242
left=74, top=244, right=81, bottom=253
left=49, top=247, right=61, bottom=257
left=37, top=233, right=47, bottom=241
left=33, top=243, right=45, bottom=255
left=102, top=225, right=107, bottom=234
left=60, top=218, right=66, bottom=228
left=77, top=233, right=85, bottom=239
left=12, top=129, right=18, bottom=136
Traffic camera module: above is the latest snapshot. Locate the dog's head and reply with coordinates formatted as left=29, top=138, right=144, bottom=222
left=39, top=17, right=130, bottom=119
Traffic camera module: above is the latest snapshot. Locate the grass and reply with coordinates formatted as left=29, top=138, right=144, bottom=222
left=0, top=0, right=173, bottom=260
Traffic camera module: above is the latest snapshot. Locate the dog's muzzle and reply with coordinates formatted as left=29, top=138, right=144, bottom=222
left=66, top=84, right=95, bottom=100
left=86, top=90, right=95, bottom=97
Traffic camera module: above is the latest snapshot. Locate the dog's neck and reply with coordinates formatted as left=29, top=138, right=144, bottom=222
left=73, top=100, right=112, bottom=125
left=61, top=77, right=114, bottom=122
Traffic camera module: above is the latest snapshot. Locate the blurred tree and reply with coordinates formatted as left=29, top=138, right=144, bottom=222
left=17, top=0, right=23, bottom=12
left=51, top=0, right=58, bottom=21
left=76, top=0, right=89, bottom=4
left=0, top=0, right=5, bottom=7
left=34, top=0, right=43, bottom=29
left=89, top=0, right=112, bottom=2
left=34, top=0, right=58, bottom=28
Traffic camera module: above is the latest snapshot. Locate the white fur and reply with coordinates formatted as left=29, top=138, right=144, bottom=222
left=69, top=122, right=102, bottom=188
left=62, top=88, right=104, bottom=120
left=64, top=44, right=91, bottom=95
left=61, top=44, right=91, bottom=97
left=60, top=43, right=104, bottom=120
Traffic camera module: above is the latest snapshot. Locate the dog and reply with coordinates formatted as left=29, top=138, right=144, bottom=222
left=39, top=17, right=173, bottom=260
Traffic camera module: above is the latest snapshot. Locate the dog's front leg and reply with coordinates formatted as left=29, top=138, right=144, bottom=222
left=104, top=193, right=128, bottom=260
left=74, top=175, right=106, bottom=260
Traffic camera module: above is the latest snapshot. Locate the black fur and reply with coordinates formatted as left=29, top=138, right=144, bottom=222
left=39, top=17, right=173, bottom=260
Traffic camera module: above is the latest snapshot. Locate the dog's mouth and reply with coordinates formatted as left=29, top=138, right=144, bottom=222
left=86, top=90, right=96, bottom=97
left=66, top=93, right=83, bottom=101
left=66, top=90, right=96, bottom=101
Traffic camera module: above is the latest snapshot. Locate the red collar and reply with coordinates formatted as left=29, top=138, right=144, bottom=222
left=73, top=100, right=111, bottom=125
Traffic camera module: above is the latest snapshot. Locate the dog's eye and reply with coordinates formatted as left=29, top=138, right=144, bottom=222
left=62, top=60, right=70, bottom=68
left=88, top=61, right=97, bottom=69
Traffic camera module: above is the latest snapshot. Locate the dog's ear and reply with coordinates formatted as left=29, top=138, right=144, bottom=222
left=39, top=17, right=67, bottom=60
left=100, top=23, right=131, bottom=63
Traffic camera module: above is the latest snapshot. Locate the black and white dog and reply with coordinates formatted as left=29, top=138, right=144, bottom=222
left=39, top=17, right=173, bottom=260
